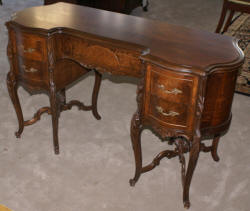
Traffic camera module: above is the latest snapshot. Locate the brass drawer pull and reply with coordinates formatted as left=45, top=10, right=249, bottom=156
left=24, top=48, right=35, bottom=53
left=21, top=45, right=35, bottom=53
left=22, top=65, right=38, bottom=73
left=156, top=106, right=180, bottom=117
left=158, top=84, right=182, bottom=95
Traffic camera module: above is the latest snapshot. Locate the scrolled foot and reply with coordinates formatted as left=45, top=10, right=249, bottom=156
left=15, top=130, right=23, bottom=138
left=93, top=111, right=101, bottom=120
left=212, top=153, right=220, bottom=162
left=211, top=136, right=220, bottom=162
left=184, top=201, right=190, bottom=209
left=15, top=132, right=21, bottom=138
left=129, top=179, right=136, bottom=187
left=54, top=146, right=59, bottom=155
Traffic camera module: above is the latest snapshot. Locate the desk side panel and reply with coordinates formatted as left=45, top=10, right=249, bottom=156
left=201, top=68, right=238, bottom=136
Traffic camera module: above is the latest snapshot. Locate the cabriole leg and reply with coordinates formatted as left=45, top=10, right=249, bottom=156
left=6, top=72, right=24, bottom=138
left=183, top=136, right=200, bottom=209
left=211, top=135, right=220, bottom=162
left=92, top=70, right=102, bottom=120
left=49, top=84, right=60, bottom=154
left=129, top=113, right=143, bottom=186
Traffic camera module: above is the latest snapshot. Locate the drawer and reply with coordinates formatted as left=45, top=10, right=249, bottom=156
left=150, top=68, right=193, bottom=104
left=17, top=56, right=44, bottom=81
left=149, top=95, right=189, bottom=127
left=16, top=32, right=46, bottom=61
left=144, top=63, right=199, bottom=131
left=55, top=34, right=143, bottom=77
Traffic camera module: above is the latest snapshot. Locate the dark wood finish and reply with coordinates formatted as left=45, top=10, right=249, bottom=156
left=11, top=3, right=241, bottom=71
left=45, top=0, right=77, bottom=4
left=215, top=0, right=250, bottom=33
left=6, top=3, right=244, bottom=208
left=44, top=0, right=146, bottom=14
left=211, top=135, right=220, bottom=161
left=6, top=19, right=103, bottom=153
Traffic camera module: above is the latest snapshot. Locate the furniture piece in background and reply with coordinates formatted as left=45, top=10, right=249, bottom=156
left=142, top=0, right=149, bottom=11
left=215, top=0, right=250, bottom=95
left=225, top=14, right=250, bottom=95
left=44, top=0, right=148, bottom=14
left=215, top=0, right=250, bottom=33
left=6, top=3, right=243, bottom=208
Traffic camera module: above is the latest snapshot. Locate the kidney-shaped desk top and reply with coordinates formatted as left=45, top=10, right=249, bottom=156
left=11, top=3, right=243, bottom=73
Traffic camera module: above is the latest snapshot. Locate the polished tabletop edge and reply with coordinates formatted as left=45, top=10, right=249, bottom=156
left=8, top=2, right=244, bottom=73
left=7, top=20, right=149, bottom=56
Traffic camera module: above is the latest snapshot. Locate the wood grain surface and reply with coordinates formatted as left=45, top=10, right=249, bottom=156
left=10, top=3, right=243, bottom=71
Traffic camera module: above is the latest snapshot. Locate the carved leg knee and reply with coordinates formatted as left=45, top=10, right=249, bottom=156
left=175, top=137, right=189, bottom=188
left=59, top=88, right=66, bottom=105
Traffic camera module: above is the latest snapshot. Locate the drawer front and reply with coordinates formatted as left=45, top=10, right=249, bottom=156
left=149, top=95, right=189, bottom=127
left=144, top=64, right=199, bottom=131
left=150, top=68, right=193, bottom=104
left=17, top=56, right=44, bottom=81
left=55, top=34, right=143, bottom=77
left=16, top=32, right=46, bottom=61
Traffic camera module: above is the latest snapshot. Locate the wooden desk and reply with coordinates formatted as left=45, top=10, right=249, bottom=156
left=6, top=3, right=244, bottom=208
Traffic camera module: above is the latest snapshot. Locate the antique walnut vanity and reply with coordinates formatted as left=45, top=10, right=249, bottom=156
left=6, top=3, right=244, bottom=208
